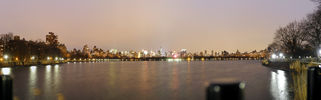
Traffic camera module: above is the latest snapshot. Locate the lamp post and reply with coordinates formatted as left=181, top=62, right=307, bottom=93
left=3, top=55, right=8, bottom=60
left=30, top=56, right=35, bottom=65
left=31, top=56, right=35, bottom=60
left=318, top=49, right=321, bottom=61
left=3, top=55, right=9, bottom=66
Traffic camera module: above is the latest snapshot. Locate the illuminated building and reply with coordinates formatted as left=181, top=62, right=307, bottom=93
left=0, top=33, right=13, bottom=57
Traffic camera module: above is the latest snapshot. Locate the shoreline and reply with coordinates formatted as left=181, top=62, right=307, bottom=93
left=262, top=58, right=320, bottom=71
left=0, top=59, right=264, bottom=68
left=263, top=61, right=291, bottom=71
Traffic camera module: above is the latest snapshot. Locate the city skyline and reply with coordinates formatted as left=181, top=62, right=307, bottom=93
left=0, top=0, right=317, bottom=52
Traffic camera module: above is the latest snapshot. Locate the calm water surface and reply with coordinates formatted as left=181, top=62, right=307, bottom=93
left=5, top=61, right=299, bottom=100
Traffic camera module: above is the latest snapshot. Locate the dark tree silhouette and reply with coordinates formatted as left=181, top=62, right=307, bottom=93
left=305, top=8, right=321, bottom=50
left=273, top=21, right=307, bottom=57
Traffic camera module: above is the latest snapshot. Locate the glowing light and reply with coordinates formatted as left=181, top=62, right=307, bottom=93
left=3, top=55, right=8, bottom=60
left=0, top=58, right=3, bottom=62
left=47, top=57, right=51, bottom=60
left=54, top=65, right=59, bottom=69
left=46, top=65, right=51, bottom=72
left=55, top=57, right=58, bottom=61
left=30, top=66, right=37, bottom=72
left=143, top=50, right=148, bottom=55
left=1, top=68, right=11, bottom=75
left=201, top=58, right=205, bottom=61
left=137, top=53, right=141, bottom=58
left=278, top=53, right=285, bottom=58
left=15, top=57, right=19, bottom=61
left=174, top=59, right=182, bottom=62
left=270, top=70, right=288, bottom=100
left=271, top=54, right=277, bottom=59
left=31, top=56, right=35, bottom=60
left=173, top=54, right=178, bottom=58
left=46, top=65, right=51, bottom=69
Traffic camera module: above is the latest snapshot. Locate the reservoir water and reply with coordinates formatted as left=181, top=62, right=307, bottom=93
left=5, top=61, right=304, bottom=100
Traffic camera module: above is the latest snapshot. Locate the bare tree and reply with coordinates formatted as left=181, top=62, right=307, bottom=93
left=305, top=8, right=321, bottom=49
left=268, top=0, right=321, bottom=57
left=274, top=21, right=307, bottom=57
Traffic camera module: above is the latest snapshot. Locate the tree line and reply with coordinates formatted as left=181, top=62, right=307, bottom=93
left=1, top=32, right=68, bottom=65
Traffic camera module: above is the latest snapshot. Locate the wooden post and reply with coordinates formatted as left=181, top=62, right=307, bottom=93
left=307, top=67, right=321, bottom=100
left=0, top=75, right=13, bottom=100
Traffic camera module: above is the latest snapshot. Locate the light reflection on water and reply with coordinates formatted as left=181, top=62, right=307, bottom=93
left=270, top=70, right=290, bottom=100
left=1, top=67, right=11, bottom=75
left=29, top=66, right=37, bottom=99
left=10, top=61, right=306, bottom=100
left=54, top=65, right=61, bottom=91
left=45, top=65, right=52, bottom=99
left=46, top=65, right=51, bottom=72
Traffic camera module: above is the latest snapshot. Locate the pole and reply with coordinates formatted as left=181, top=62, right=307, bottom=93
left=307, top=67, right=321, bottom=100
left=0, top=75, right=13, bottom=100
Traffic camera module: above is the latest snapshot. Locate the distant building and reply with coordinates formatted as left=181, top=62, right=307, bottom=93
left=204, top=50, right=208, bottom=56
left=159, top=48, right=166, bottom=57
left=82, top=44, right=91, bottom=58
left=13, top=35, right=20, bottom=40
left=0, top=33, right=14, bottom=57
left=180, top=49, right=187, bottom=57
left=235, top=49, right=241, bottom=56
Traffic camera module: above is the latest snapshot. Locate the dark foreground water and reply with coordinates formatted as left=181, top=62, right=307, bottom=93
left=2, top=61, right=303, bottom=100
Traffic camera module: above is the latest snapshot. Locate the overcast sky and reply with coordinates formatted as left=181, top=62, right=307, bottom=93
left=0, top=0, right=317, bottom=52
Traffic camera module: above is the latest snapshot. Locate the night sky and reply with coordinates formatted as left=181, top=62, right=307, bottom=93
left=0, top=0, right=317, bottom=52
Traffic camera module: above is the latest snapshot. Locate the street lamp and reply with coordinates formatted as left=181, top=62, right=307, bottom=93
left=279, top=53, right=283, bottom=57
left=4, top=55, right=8, bottom=60
left=271, top=54, right=277, bottom=59
left=31, top=56, right=35, bottom=60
